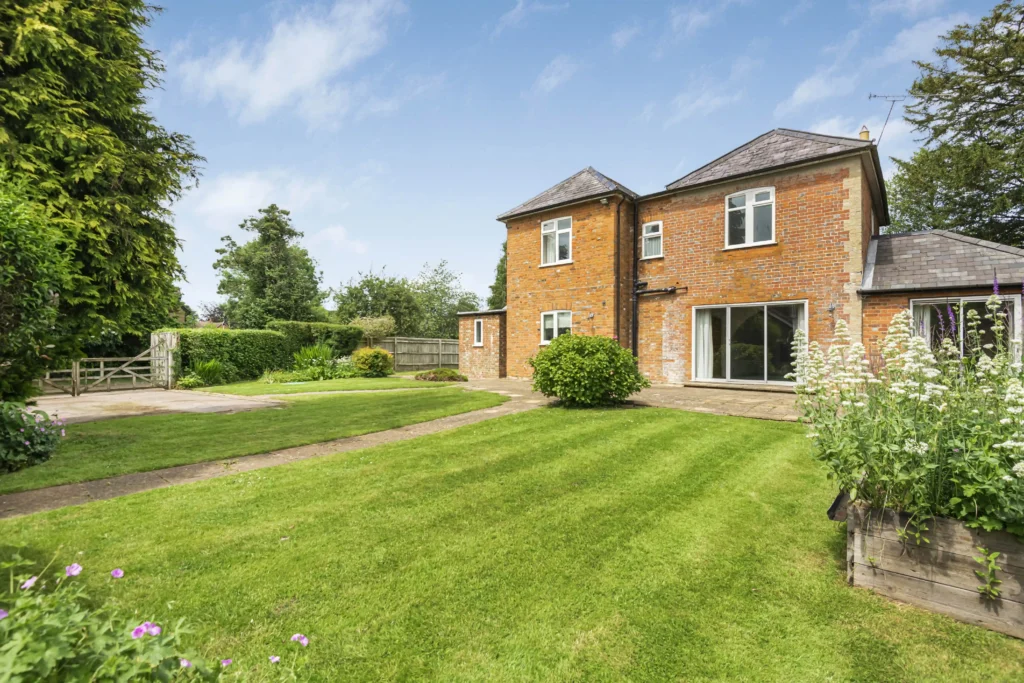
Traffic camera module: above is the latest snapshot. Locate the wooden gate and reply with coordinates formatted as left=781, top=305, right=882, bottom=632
left=36, top=342, right=174, bottom=396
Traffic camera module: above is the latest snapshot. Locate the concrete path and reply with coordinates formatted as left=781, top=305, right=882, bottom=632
left=0, top=391, right=548, bottom=520
left=34, top=389, right=282, bottom=424
left=464, top=378, right=800, bottom=421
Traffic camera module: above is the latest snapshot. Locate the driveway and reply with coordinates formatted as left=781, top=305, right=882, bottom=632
left=33, top=389, right=282, bottom=424
left=465, top=378, right=799, bottom=421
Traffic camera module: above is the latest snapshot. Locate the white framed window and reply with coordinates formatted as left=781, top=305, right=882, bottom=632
left=473, top=318, right=484, bottom=346
left=541, top=310, right=572, bottom=344
left=910, top=295, right=1021, bottom=358
left=692, top=300, right=807, bottom=383
left=725, top=187, right=775, bottom=249
left=541, top=216, right=572, bottom=266
left=641, top=221, right=663, bottom=259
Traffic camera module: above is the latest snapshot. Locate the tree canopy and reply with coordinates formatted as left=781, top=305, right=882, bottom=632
left=0, top=1, right=202, bottom=349
left=414, top=262, right=480, bottom=339
left=889, top=2, right=1024, bottom=244
left=213, top=205, right=326, bottom=329
left=487, top=241, right=507, bottom=310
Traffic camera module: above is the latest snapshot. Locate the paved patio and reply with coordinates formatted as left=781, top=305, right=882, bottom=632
left=34, top=389, right=282, bottom=424
left=465, top=378, right=800, bottom=421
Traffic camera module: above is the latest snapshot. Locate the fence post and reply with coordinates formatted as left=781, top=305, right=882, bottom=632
left=71, top=360, right=79, bottom=397
left=438, top=338, right=442, bottom=368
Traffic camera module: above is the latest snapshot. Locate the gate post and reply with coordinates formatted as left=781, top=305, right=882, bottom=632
left=71, top=360, right=80, bottom=397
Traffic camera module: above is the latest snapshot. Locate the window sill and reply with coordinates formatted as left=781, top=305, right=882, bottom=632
left=723, top=241, right=777, bottom=251
left=640, top=255, right=664, bottom=261
left=473, top=343, right=483, bottom=348
left=539, top=260, right=573, bottom=268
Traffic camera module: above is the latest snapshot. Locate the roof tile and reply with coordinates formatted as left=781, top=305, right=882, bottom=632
left=497, top=167, right=637, bottom=221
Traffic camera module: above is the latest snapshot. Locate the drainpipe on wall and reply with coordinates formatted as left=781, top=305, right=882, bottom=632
left=612, top=195, right=624, bottom=343
left=631, top=199, right=641, bottom=356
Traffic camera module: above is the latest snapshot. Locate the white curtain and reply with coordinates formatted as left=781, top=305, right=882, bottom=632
left=912, top=304, right=930, bottom=340
left=695, top=310, right=713, bottom=379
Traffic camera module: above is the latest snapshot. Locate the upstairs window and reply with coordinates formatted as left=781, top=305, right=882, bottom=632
left=541, top=217, right=572, bottom=265
left=642, top=221, right=663, bottom=259
left=725, top=188, right=775, bottom=248
left=473, top=319, right=483, bottom=346
left=541, top=311, right=571, bottom=344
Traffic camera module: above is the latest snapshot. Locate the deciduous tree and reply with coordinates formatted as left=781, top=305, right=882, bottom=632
left=487, top=241, right=507, bottom=310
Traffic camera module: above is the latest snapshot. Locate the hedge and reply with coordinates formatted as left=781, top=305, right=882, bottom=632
left=160, top=328, right=290, bottom=381
left=265, top=320, right=363, bottom=358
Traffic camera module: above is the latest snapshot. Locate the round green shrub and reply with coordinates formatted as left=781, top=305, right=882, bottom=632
left=530, top=335, right=650, bottom=406
left=415, top=368, right=468, bottom=382
left=352, top=347, right=394, bottom=377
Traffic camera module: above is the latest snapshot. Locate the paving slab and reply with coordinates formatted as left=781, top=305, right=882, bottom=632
left=33, top=389, right=282, bottom=424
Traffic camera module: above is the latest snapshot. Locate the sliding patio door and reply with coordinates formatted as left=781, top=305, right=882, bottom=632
left=693, top=302, right=806, bottom=383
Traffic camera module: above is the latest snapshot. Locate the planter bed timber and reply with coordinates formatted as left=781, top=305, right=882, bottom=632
left=847, top=504, right=1024, bottom=638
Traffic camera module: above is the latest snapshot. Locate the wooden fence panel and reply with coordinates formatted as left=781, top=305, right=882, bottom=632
left=362, top=336, right=459, bottom=371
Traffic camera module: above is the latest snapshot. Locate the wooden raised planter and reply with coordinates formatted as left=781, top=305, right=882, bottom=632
left=847, top=505, right=1024, bottom=638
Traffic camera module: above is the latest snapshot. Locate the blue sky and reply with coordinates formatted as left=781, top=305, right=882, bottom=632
left=148, top=0, right=985, bottom=310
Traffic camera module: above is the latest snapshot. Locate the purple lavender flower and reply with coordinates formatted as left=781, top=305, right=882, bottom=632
left=269, top=656, right=280, bottom=664
left=0, top=609, right=8, bottom=620
left=291, top=633, right=309, bottom=647
left=65, top=563, right=82, bottom=577
left=131, top=625, right=147, bottom=639
left=20, top=576, right=37, bottom=590
left=180, top=659, right=192, bottom=668
left=947, top=304, right=957, bottom=337
left=221, top=659, right=232, bottom=667
left=994, top=273, right=1000, bottom=295
left=111, top=568, right=124, bottom=579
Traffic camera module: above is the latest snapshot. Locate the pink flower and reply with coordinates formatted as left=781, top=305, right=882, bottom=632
left=269, top=656, right=280, bottom=664
left=20, top=576, right=37, bottom=590
left=180, top=659, right=192, bottom=668
left=221, top=659, right=232, bottom=667
left=290, top=633, right=309, bottom=647
left=110, top=568, right=124, bottom=579
left=60, top=429, right=65, bottom=437
left=0, top=609, right=8, bottom=620
left=147, top=623, right=162, bottom=636
left=65, top=563, right=82, bottom=577
left=131, top=625, right=147, bottom=639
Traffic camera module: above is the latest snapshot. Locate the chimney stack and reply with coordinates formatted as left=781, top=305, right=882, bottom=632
left=859, top=125, right=870, bottom=141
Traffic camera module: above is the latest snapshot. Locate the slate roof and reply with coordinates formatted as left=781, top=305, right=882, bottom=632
left=665, top=129, right=874, bottom=191
left=497, top=167, right=638, bottom=221
left=862, top=230, right=1024, bottom=292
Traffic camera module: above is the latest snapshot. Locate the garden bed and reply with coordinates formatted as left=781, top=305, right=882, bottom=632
left=848, top=504, right=1024, bottom=639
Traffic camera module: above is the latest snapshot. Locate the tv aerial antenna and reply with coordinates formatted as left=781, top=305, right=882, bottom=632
left=867, top=93, right=907, bottom=145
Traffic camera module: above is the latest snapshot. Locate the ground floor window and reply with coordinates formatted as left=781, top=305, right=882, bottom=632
left=910, top=295, right=1021, bottom=357
left=474, top=319, right=484, bottom=346
left=541, top=311, right=571, bottom=344
left=693, top=301, right=807, bottom=383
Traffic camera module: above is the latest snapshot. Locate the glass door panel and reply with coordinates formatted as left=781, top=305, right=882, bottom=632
left=729, top=306, right=765, bottom=381
left=766, top=304, right=802, bottom=381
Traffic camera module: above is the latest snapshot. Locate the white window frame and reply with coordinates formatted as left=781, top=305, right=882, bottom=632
left=540, top=216, right=572, bottom=266
left=641, top=221, right=663, bottom=259
left=690, top=299, right=808, bottom=385
left=473, top=318, right=484, bottom=347
left=724, top=187, right=775, bottom=250
left=909, top=295, right=1022, bottom=358
left=540, top=310, right=572, bottom=345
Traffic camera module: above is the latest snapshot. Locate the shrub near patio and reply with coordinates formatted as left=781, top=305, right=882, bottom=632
left=530, top=334, right=649, bottom=406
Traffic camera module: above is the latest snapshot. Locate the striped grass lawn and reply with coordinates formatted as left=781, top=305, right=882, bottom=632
left=2, top=407, right=1022, bottom=680
left=199, top=377, right=453, bottom=396
left=0, top=389, right=503, bottom=495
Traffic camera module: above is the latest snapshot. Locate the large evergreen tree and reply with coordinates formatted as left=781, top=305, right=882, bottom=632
left=213, top=205, right=326, bottom=329
left=486, top=241, right=507, bottom=310
left=0, top=1, right=202, bottom=348
left=889, top=2, right=1024, bottom=244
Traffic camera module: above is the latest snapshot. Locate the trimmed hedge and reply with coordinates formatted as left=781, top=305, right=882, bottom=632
left=266, top=320, right=363, bottom=358
left=164, top=328, right=290, bottom=381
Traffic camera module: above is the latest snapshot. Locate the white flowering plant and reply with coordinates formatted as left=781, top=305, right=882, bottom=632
left=792, top=294, right=1024, bottom=537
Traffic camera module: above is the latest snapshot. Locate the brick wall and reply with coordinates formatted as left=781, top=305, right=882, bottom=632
left=634, top=156, right=874, bottom=383
left=458, top=312, right=506, bottom=379
left=504, top=198, right=633, bottom=378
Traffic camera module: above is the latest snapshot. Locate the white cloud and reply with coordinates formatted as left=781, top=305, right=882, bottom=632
left=781, top=0, right=813, bottom=25
left=670, top=5, right=713, bottom=37
left=871, top=13, right=969, bottom=68
left=611, top=23, right=641, bottom=51
left=492, top=0, right=569, bottom=38
left=189, top=171, right=330, bottom=224
left=729, top=55, right=762, bottom=80
left=774, top=68, right=858, bottom=117
left=666, top=86, right=742, bottom=127
left=178, top=0, right=408, bottom=127
left=308, top=225, right=368, bottom=254
left=532, top=55, right=579, bottom=94
left=637, top=101, right=657, bottom=123
left=868, top=0, right=946, bottom=19
left=358, top=74, right=446, bottom=119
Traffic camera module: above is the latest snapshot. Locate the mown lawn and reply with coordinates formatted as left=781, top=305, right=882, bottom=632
left=2, top=408, right=1022, bottom=681
left=199, top=376, right=453, bottom=396
left=0, top=389, right=504, bottom=494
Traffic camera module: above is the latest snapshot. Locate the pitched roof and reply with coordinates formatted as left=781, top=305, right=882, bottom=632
left=862, top=230, right=1024, bottom=292
left=497, top=167, right=638, bottom=221
left=666, top=129, right=873, bottom=191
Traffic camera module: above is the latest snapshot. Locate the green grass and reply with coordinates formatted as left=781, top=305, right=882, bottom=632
left=2, top=408, right=1022, bottom=681
left=0, top=389, right=504, bottom=494
left=199, top=376, right=453, bottom=395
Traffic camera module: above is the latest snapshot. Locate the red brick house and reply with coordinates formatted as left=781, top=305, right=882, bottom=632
left=459, top=128, right=1024, bottom=386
